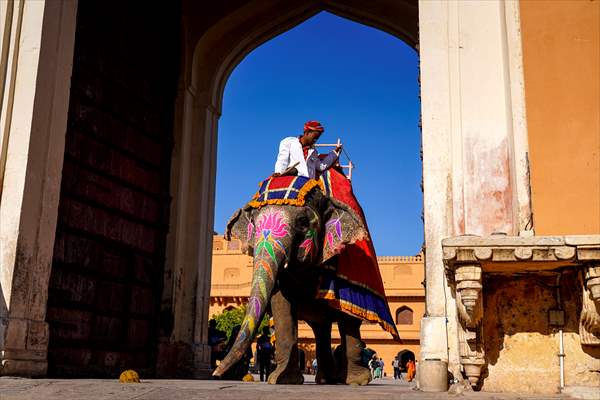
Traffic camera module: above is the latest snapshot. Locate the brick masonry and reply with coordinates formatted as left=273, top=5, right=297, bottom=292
left=47, top=0, right=180, bottom=377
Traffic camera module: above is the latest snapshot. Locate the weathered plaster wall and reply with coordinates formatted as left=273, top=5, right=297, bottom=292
left=482, top=272, right=600, bottom=393
left=520, top=0, right=600, bottom=235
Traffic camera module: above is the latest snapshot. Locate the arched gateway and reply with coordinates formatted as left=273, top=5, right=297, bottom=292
left=2, top=0, right=553, bottom=392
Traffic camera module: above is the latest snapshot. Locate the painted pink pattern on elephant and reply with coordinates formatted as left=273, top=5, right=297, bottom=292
left=255, top=211, right=289, bottom=240
left=299, top=229, right=317, bottom=262
left=254, top=210, right=289, bottom=263
left=325, top=216, right=342, bottom=252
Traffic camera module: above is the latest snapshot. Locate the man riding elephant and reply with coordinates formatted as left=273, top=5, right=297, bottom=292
left=213, top=121, right=399, bottom=385
left=273, top=121, right=341, bottom=180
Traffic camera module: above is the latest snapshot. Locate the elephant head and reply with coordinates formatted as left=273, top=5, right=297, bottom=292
left=212, top=189, right=367, bottom=377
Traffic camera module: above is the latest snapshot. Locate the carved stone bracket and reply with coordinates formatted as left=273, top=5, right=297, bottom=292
left=580, top=263, right=600, bottom=346
left=451, top=263, right=485, bottom=386
left=455, top=264, right=483, bottom=328
left=458, top=322, right=485, bottom=387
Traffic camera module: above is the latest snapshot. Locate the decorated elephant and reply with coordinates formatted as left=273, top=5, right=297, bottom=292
left=212, top=171, right=399, bottom=384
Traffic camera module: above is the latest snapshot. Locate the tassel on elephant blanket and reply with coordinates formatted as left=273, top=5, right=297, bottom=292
left=318, top=168, right=400, bottom=340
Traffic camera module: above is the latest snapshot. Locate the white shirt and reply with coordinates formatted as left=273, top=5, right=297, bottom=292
left=274, top=137, right=314, bottom=178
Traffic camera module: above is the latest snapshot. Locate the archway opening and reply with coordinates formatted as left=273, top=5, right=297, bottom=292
left=213, top=11, right=422, bottom=257
left=396, top=349, right=415, bottom=369
left=207, top=8, right=422, bottom=380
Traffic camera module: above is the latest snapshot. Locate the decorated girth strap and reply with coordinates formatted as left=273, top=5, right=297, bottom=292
left=248, top=175, right=323, bottom=208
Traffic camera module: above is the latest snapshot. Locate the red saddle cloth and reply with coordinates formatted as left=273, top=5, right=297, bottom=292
left=318, top=168, right=400, bottom=340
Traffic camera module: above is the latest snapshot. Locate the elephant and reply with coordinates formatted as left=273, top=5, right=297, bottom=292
left=212, top=175, right=398, bottom=385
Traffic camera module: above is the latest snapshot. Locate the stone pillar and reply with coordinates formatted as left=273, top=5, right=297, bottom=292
left=0, top=0, right=78, bottom=376
left=191, top=99, right=219, bottom=377
left=159, top=84, right=214, bottom=377
left=418, top=0, right=530, bottom=389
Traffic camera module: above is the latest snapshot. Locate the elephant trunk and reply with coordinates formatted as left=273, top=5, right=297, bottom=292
left=212, top=256, right=279, bottom=377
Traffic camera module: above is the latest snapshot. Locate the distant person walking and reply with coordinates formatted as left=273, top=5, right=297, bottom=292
left=392, top=356, right=401, bottom=380
left=406, top=359, right=416, bottom=382
left=256, top=327, right=274, bottom=382
left=368, top=355, right=377, bottom=379
left=208, top=319, right=227, bottom=369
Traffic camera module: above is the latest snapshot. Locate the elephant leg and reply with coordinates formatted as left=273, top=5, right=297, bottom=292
left=267, top=290, right=304, bottom=384
left=338, top=314, right=371, bottom=386
left=307, top=320, right=337, bottom=384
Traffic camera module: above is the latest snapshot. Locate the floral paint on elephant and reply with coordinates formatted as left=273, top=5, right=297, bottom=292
left=254, top=210, right=289, bottom=263
left=237, top=210, right=290, bottom=349
left=299, top=228, right=317, bottom=262
left=325, top=214, right=343, bottom=253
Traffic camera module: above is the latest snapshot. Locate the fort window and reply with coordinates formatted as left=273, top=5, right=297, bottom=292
left=396, top=306, right=413, bottom=325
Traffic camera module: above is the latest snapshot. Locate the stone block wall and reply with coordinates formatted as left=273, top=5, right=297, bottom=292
left=46, top=0, right=180, bottom=377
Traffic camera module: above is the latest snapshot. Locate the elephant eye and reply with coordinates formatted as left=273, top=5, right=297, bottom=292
left=295, top=215, right=310, bottom=227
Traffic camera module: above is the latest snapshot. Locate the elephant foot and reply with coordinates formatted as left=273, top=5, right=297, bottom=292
left=315, top=370, right=338, bottom=385
left=345, top=365, right=371, bottom=386
left=267, top=365, right=304, bottom=384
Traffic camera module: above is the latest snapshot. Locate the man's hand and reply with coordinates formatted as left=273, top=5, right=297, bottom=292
left=334, top=144, right=343, bottom=154
left=272, top=172, right=281, bottom=177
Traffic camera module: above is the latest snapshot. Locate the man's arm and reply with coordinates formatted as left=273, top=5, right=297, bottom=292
left=274, top=138, right=290, bottom=174
left=315, top=149, right=340, bottom=172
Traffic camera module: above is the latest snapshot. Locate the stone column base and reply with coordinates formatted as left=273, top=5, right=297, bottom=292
left=418, top=359, right=448, bottom=392
left=156, top=340, right=212, bottom=379
left=418, top=316, right=449, bottom=391
left=193, top=343, right=213, bottom=379
left=1, top=357, right=47, bottom=377
left=1, top=318, right=49, bottom=377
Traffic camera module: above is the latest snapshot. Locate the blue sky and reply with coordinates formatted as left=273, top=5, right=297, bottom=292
left=215, top=12, right=422, bottom=256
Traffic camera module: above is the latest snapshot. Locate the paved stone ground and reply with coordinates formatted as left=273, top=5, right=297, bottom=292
left=0, top=375, right=572, bottom=400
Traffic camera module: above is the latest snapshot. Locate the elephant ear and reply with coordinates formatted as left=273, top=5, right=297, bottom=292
left=320, top=197, right=369, bottom=263
left=225, top=207, right=255, bottom=255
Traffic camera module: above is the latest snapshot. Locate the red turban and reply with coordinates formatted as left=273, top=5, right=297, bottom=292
left=304, top=120, right=324, bottom=133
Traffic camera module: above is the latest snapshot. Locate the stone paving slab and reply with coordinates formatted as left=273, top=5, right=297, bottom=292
left=0, top=376, right=572, bottom=400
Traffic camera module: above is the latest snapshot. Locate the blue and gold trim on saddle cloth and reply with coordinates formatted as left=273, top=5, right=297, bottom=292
left=248, top=175, right=324, bottom=209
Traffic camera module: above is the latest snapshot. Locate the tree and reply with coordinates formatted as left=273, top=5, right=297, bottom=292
left=212, top=305, right=270, bottom=341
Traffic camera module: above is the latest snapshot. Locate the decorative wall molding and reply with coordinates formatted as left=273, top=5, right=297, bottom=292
left=443, top=235, right=600, bottom=269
